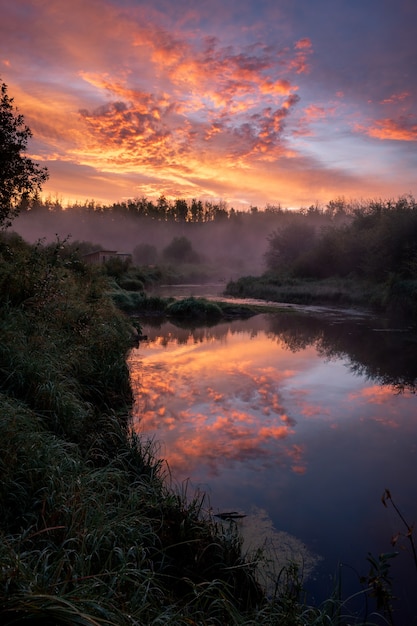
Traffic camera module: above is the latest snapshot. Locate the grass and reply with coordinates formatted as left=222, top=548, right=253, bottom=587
left=109, top=288, right=261, bottom=325
left=225, top=274, right=390, bottom=310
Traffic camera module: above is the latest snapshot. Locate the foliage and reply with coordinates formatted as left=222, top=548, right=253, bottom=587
left=110, top=289, right=168, bottom=315
left=0, top=80, right=48, bottom=227
left=102, top=255, right=131, bottom=279
left=167, top=297, right=223, bottom=321
left=132, top=241, right=158, bottom=265
left=226, top=274, right=385, bottom=308
left=265, top=220, right=316, bottom=272
left=0, top=233, right=266, bottom=624
left=264, top=196, right=417, bottom=284
left=162, top=235, right=200, bottom=264
left=223, top=196, right=417, bottom=319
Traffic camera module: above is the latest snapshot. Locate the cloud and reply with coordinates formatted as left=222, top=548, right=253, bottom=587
left=357, top=116, right=417, bottom=142
left=2, top=0, right=416, bottom=207
left=1, top=0, right=313, bottom=205
left=72, top=28, right=305, bottom=172
left=291, top=38, right=313, bottom=74
left=349, top=385, right=398, bottom=406
left=128, top=332, right=304, bottom=477
left=380, top=91, right=411, bottom=105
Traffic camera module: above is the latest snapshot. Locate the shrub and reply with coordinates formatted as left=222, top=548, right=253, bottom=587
left=118, top=276, right=145, bottom=291
left=167, top=297, right=223, bottom=320
left=133, top=242, right=158, bottom=265
left=162, top=236, right=200, bottom=264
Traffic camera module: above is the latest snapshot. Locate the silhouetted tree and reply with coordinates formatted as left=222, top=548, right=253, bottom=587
left=265, top=220, right=316, bottom=272
left=133, top=242, right=158, bottom=265
left=190, top=198, right=203, bottom=222
left=0, top=80, right=48, bottom=227
left=173, top=198, right=188, bottom=222
left=162, top=236, right=200, bottom=264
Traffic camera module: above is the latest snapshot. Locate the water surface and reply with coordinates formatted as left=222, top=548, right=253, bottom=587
left=128, top=307, right=417, bottom=623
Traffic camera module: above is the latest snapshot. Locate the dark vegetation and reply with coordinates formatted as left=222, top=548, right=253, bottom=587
left=10, top=193, right=360, bottom=283
left=0, top=82, right=48, bottom=227
left=225, top=196, right=417, bottom=321
left=1, top=231, right=413, bottom=624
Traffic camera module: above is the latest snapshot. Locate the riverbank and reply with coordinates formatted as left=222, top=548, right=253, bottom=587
left=0, top=233, right=399, bottom=624
left=224, top=274, right=417, bottom=324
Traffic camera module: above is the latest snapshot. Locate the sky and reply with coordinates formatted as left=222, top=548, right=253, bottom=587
left=1, top=0, right=416, bottom=209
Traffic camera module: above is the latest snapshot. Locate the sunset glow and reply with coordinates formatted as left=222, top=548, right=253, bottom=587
left=1, top=0, right=416, bottom=208
left=128, top=318, right=417, bottom=483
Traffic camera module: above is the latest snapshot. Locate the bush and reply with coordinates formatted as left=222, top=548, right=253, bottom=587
left=162, top=236, right=200, bottom=264
left=167, top=297, right=223, bottom=320
left=133, top=242, right=158, bottom=265
left=118, top=276, right=145, bottom=291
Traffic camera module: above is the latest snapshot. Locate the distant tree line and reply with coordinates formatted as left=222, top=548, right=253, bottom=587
left=21, top=193, right=357, bottom=225
left=264, top=195, right=417, bottom=282
left=17, top=193, right=417, bottom=286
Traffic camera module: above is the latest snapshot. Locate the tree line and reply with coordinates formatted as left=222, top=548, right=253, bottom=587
left=22, top=193, right=365, bottom=225
left=264, top=195, right=417, bottom=282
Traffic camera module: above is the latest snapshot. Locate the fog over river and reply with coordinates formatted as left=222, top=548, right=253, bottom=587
left=128, top=292, right=417, bottom=624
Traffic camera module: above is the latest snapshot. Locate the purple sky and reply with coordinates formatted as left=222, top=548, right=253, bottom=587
left=1, top=0, right=416, bottom=208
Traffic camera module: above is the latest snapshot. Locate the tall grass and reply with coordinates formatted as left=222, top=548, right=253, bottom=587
left=225, top=274, right=387, bottom=309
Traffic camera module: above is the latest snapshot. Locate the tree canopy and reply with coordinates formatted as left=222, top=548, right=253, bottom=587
left=0, top=80, right=48, bottom=227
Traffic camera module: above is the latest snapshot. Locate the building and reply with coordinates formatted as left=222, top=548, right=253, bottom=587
left=82, top=250, right=132, bottom=265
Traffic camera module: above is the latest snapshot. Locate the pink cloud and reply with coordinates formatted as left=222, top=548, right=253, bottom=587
left=380, top=91, right=411, bottom=105
left=290, top=38, right=313, bottom=74
left=3, top=0, right=416, bottom=208
left=349, top=385, right=398, bottom=405
left=358, top=116, right=417, bottom=141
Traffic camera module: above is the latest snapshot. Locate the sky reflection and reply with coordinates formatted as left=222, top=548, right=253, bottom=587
left=130, top=323, right=306, bottom=477
left=129, top=316, right=417, bottom=485
left=129, top=313, right=417, bottom=621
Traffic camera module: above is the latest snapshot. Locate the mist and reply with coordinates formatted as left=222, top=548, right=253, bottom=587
left=11, top=209, right=273, bottom=280
left=10, top=196, right=355, bottom=283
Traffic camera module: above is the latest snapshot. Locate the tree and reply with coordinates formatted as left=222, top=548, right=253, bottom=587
left=0, top=80, right=48, bottom=227
left=162, top=236, right=200, bottom=264
left=264, top=220, right=316, bottom=273
left=133, top=242, right=158, bottom=265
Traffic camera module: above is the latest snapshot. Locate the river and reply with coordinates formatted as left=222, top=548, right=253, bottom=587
left=128, top=286, right=417, bottom=624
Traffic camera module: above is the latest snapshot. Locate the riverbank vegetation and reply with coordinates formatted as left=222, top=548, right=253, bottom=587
left=12, top=187, right=417, bottom=321
left=226, top=196, right=417, bottom=321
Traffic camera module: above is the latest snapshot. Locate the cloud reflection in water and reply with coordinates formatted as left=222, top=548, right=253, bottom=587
left=129, top=320, right=315, bottom=479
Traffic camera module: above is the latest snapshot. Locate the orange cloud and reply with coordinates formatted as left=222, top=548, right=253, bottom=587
left=357, top=116, right=417, bottom=141
left=128, top=329, right=305, bottom=477
left=73, top=28, right=303, bottom=177
left=290, top=38, right=313, bottom=74
left=349, top=385, right=402, bottom=405
left=304, top=104, right=331, bottom=121
left=287, top=444, right=307, bottom=474
left=4, top=0, right=415, bottom=209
